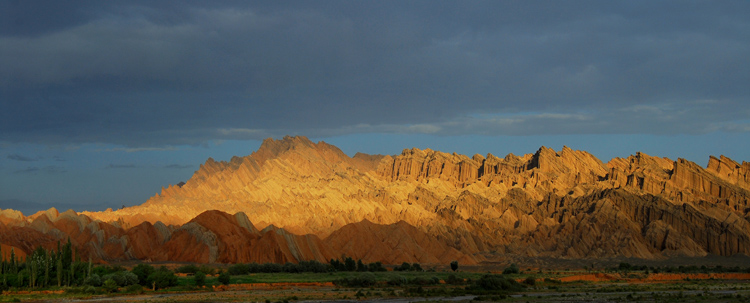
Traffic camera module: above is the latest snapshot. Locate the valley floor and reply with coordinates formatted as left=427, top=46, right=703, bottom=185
left=4, top=270, right=750, bottom=303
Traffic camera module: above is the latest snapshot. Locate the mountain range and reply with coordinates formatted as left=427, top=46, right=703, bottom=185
left=1, top=136, right=748, bottom=265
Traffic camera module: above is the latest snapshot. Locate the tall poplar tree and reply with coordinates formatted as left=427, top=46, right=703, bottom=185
left=56, top=258, right=62, bottom=287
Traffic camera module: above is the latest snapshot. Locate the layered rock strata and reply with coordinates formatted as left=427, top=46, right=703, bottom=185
left=1, top=136, right=748, bottom=264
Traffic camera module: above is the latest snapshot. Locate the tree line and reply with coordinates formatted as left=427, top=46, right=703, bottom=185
left=0, top=241, right=182, bottom=292
left=1, top=239, right=83, bottom=289
left=225, top=257, right=440, bottom=275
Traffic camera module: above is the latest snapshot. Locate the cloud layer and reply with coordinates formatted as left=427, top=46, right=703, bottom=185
left=2, top=1, right=749, bottom=147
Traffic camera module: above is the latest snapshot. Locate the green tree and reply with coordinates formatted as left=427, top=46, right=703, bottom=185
left=329, top=259, right=342, bottom=271
left=84, top=274, right=102, bottom=287
left=10, top=248, right=17, bottom=274
left=87, top=257, right=93, bottom=278
left=131, top=263, right=155, bottom=286
left=502, top=263, right=520, bottom=275
left=44, top=254, right=50, bottom=287
left=450, top=261, right=458, bottom=272
left=56, top=258, right=62, bottom=287
left=618, top=262, right=632, bottom=272
left=344, top=257, right=356, bottom=271
left=367, top=261, right=387, bottom=272
left=412, top=263, right=422, bottom=272
left=194, top=271, right=206, bottom=287
left=218, top=271, right=230, bottom=285
left=396, top=262, right=411, bottom=271
left=356, top=260, right=367, bottom=272
left=148, top=267, right=177, bottom=290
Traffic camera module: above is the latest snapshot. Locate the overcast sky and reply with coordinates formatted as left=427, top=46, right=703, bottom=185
left=1, top=1, right=749, bottom=215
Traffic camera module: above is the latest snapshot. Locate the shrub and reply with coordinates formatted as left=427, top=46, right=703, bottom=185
left=395, top=262, right=411, bottom=271
left=102, top=271, right=137, bottom=287
left=472, top=274, right=525, bottom=292
left=148, top=267, right=178, bottom=290
left=618, top=263, right=632, bottom=271
left=387, top=275, right=407, bottom=286
left=198, top=265, right=215, bottom=275
left=410, top=277, right=431, bottom=285
left=100, top=271, right=139, bottom=286
left=228, top=263, right=250, bottom=275
left=122, top=271, right=139, bottom=286
left=102, top=279, right=118, bottom=293
left=358, top=273, right=376, bottom=286
left=261, top=263, right=282, bottom=273
left=430, top=276, right=441, bottom=285
left=446, top=274, right=463, bottom=285
left=502, top=263, right=520, bottom=275
left=298, top=260, right=329, bottom=273
left=334, top=273, right=376, bottom=287
left=84, top=274, right=102, bottom=287
left=523, top=277, right=536, bottom=286
left=126, top=284, right=144, bottom=293
left=368, top=262, right=387, bottom=272
left=194, top=271, right=206, bottom=287
left=218, top=271, right=231, bottom=285
left=176, top=264, right=200, bottom=274
left=102, top=273, right=125, bottom=287
left=131, top=264, right=155, bottom=286
left=450, top=261, right=459, bottom=272
left=412, top=263, right=423, bottom=272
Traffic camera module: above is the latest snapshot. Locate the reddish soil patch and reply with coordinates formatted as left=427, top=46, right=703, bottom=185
left=557, top=273, right=620, bottom=282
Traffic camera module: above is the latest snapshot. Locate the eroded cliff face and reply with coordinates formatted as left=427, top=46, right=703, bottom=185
left=373, top=146, right=749, bottom=259
left=3, top=136, right=749, bottom=264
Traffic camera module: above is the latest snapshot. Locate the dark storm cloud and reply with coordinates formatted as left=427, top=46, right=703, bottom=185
left=13, top=166, right=66, bottom=174
left=106, top=164, right=137, bottom=169
left=1, top=1, right=749, bottom=147
left=7, top=154, right=42, bottom=161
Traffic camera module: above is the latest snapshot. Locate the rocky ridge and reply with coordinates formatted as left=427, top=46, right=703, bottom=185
left=0, top=208, right=472, bottom=265
left=2, top=136, right=749, bottom=264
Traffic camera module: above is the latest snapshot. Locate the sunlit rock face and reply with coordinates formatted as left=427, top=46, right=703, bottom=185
left=2, top=136, right=748, bottom=264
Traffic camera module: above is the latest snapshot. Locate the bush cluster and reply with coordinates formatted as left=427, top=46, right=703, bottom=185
left=333, top=273, right=377, bottom=287
left=393, top=262, right=423, bottom=272
left=228, top=260, right=330, bottom=275
left=468, top=274, right=525, bottom=293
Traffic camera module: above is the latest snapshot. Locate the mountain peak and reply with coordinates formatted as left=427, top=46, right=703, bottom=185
left=73, top=137, right=749, bottom=263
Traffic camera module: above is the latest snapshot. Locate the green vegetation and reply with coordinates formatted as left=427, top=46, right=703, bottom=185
left=217, top=271, right=231, bottom=285
left=502, top=263, right=520, bottom=274
left=0, top=239, right=91, bottom=289
left=450, top=260, right=459, bottom=272
left=148, top=266, right=178, bottom=290
left=2, top=246, right=750, bottom=303
left=611, top=263, right=750, bottom=274
left=193, top=271, right=206, bottom=287
left=131, top=263, right=155, bottom=286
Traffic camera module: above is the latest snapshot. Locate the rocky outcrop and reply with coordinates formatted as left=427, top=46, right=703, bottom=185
left=3, top=136, right=749, bottom=264
left=324, top=220, right=478, bottom=265
left=1, top=209, right=424, bottom=264
left=707, top=155, right=750, bottom=187
left=151, top=210, right=334, bottom=264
